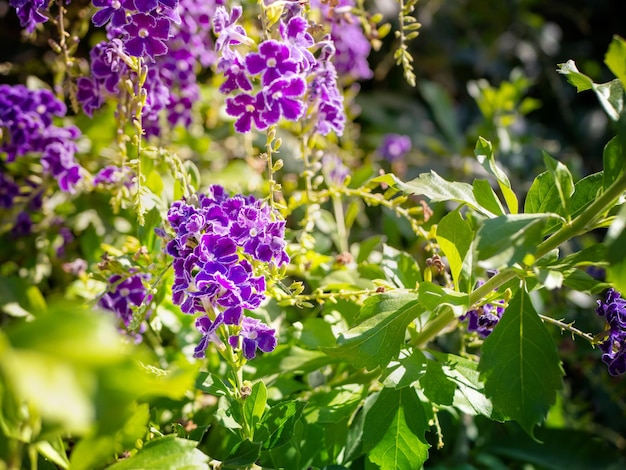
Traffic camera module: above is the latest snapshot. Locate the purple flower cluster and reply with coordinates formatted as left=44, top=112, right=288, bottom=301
left=378, top=134, right=412, bottom=162
left=0, top=85, right=83, bottom=193
left=161, top=185, right=288, bottom=360
left=596, top=288, right=626, bottom=376
left=216, top=5, right=345, bottom=136
left=99, top=273, right=153, bottom=342
left=461, top=302, right=505, bottom=338
left=310, top=0, right=373, bottom=81
left=79, top=0, right=218, bottom=136
left=94, top=165, right=135, bottom=187
left=8, top=0, right=49, bottom=33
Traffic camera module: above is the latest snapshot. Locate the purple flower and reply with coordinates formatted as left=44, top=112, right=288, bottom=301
left=159, top=185, right=289, bottom=360
left=92, top=0, right=133, bottom=27
left=461, top=303, right=505, bottom=338
left=228, top=317, right=277, bottom=360
left=245, top=40, right=299, bottom=86
left=123, top=13, right=171, bottom=59
left=193, top=314, right=223, bottom=358
left=94, top=165, right=134, bottom=187
left=0, top=85, right=83, bottom=192
left=378, top=134, right=412, bottom=162
left=596, top=288, right=626, bottom=376
left=218, top=49, right=252, bottom=94
left=225, top=92, right=269, bottom=133
left=280, top=15, right=315, bottom=72
left=9, top=0, right=49, bottom=33
left=262, top=75, right=306, bottom=125
left=213, top=5, right=249, bottom=52
left=99, top=274, right=152, bottom=342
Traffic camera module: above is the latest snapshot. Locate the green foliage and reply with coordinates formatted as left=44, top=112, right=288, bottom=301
left=478, top=288, right=564, bottom=437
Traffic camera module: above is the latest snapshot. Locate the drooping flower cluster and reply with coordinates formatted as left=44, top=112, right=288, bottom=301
left=378, top=133, right=412, bottom=162
left=78, top=0, right=218, bottom=136
left=8, top=0, right=49, bottom=33
left=461, top=302, right=505, bottom=338
left=216, top=4, right=345, bottom=136
left=161, top=185, right=288, bottom=360
left=596, top=288, right=626, bottom=376
left=0, top=85, right=83, bottom=193
left=99, top=273, right=153, bottom=343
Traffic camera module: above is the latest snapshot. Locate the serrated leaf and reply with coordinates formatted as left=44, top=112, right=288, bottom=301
left=325, top=297, right=423, bottom=371
left=605, top=35, right=626, bottom=89
left=244, top=381, right=267, bottom=438
left=474, top=214, right=556, bottom=269
left=478, top=288, right=563, bottom=437
left=373, top=172, right=488, bottom=216
left=106, top=435, right=208, bottom=470
left=474, top=137, right=518, bottom=214
left=436, top=209, right=473, bottom=289
left=473, top=179, right=505, bottom=216
left=363, top=388, right=429, bottom=469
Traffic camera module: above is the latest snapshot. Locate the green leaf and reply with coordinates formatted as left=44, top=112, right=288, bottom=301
left=416, top=282, right=469, bottom=317
left=486, top=426, right=626, bottom=470
left=380, top=244, right=422, bottom=288
left=195, top=372, right=232, bottom=397
left=325, top=296, right=423, bottom=370
left=420, top=359, right=456, bottom=406
left=223, top=439, right=262, bottom=468
left=363, top=388, right=430, bottom=469
left=244, top=381, right=267, bottom=439
left=429, top=351, right=501, bottom=419
left=602, top=136, right=624, bottom=190
left=106, top=435, right=208, bottom=470
left=570, top=172, right=603, bottom=218
left=356, top=291, right=419, bottom=323
left=436, top=209, right=473, bottom=289
left=381, top=349, right=427, bottom=389
left=557, top=60, right=594, bottom=92
left=558, top=60, right=624, bottom=121
left=542, top=152, right=574, bottom=219
left=606, top=203, right=626, bottom=294
left=474, top=137, right=518, bottom=214
left=478, top=288, right=563, bottom=437
left=373, top=172, right=487, bottom=216
left=473, top=179, right=505, bottom=217
left=524, top=171, right=562, bottom=215
left=474, top=214, right=556, bottom=269
left=256, top=400, right=305, bottom=450
left=605, top=35, right=626, bottom=89
left=304, top=384, right=364, bottom=424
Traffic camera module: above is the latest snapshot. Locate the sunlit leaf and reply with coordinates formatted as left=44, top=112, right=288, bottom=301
left=325, top=297, right=422, bottom=371
left=106, top=435, right=208, bottom=469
